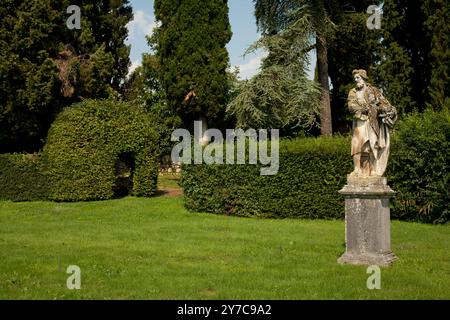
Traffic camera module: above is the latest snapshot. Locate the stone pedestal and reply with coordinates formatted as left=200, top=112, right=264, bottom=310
left=338, top=176, right=397, bottom=267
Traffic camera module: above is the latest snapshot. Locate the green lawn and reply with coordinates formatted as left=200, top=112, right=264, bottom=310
left=157, top=174, right=182, bottom=190
left=0, top=194, right=449, bottom=299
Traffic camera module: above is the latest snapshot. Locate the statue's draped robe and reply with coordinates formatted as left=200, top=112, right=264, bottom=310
left=348, top=85, right=392, bottom=176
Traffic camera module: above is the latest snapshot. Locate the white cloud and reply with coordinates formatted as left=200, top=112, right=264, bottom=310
left=235, top=50, right=317, bottom=81
left=127, top=10, right=156, bottom=40
left=235, top=52, right=268, bottom=80
left=128, top=59, right=141, bottom=76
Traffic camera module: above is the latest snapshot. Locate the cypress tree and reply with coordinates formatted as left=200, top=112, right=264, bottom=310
left=227, top=18, right=321, bottom=132
left=153, top=0, right=232, bottom=130
left=75, top=0, right=133, bottom=90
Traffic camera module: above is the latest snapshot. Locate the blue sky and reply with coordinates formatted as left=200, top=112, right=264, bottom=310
left=126, top=0, right=264, bottom=79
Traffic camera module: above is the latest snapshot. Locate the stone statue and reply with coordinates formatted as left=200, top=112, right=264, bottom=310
left=347, top=69, right=397, bottom=177
left=338, top=70, right=398, bottom=267
left=338, top=70, right=397, bottom=267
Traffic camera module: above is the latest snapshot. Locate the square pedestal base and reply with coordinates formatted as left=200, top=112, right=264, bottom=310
left=338, top=252, right=397, bottom=267
left=338, top=176, right=397, bottom=267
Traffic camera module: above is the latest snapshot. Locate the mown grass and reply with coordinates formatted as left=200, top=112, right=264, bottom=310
left=0, top=195, right=449, bottom=300
left=157, top=174, right=181, bottom=190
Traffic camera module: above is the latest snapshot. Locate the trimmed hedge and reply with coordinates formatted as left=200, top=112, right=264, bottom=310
left=0, top=153, right=49, bottom=201
left=181, top=137, right=352, bottom=219
left=41, top=99, right=160, bottom=202
left=181, top=110, right=449, bottom=223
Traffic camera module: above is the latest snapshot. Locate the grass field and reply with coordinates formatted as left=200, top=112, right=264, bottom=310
left=0, top=179, right=449, bottom=299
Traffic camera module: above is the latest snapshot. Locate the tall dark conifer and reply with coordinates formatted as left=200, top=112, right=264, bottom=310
left=375, top=0, right=450, bottom=113
left=374, top=0, right=430, bottom=114
left=153, top=0, right=232, bottom=129
left=0, top=0, right=133, bottom=152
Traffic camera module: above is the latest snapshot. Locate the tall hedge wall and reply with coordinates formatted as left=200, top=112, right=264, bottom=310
left=181, top=137, right=352, bottom=219
left=41, top=99, right=160, bottom=202
left=181, top=109, right=449, bottom=223
left=0, top=153, right=48, bottom=201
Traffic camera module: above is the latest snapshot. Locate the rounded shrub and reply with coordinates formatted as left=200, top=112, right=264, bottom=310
left=42, top=99, right=160, bottom=202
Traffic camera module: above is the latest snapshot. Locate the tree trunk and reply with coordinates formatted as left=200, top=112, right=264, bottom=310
left=316, top=34, right=332, bottom=136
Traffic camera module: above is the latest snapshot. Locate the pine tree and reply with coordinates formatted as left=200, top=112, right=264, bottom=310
left=227, top=18, right=321, bottom=131
left=254, top=0, right=346, bottom=136
left=152, top=0, right=232, bottom=130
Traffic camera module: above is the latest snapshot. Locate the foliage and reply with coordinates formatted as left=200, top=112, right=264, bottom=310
left=42, top=99, right=160, bottom=202
left=254, top=1, right=450, bottom=131
left=182, top=109, right=450, bottom=223
left=181, top=137, right=352, bottom=219
left=253, top=0, right=345, bottom=136
left=77, top=0, right=133, bottom=90
left=152, top=0, right=232, bottom=127
left=124, top=54, right=163, bottom=105
left=0, top=0, right=133, bottom=152
left=423, top=0, right=450, bottom=111
left=372, top=0, right=425, bottom=114
left=227, top=17, right=321, bottom=132
left=124, top=53, right=182, bottom=156
left=374, top=0, right=450, bottom=114
left=146, top=101, right=183, bottom=157
left=72, top=44, right=116, bottom=99
left=254, top=0, right=337, bottom=36
left=327, top=7, right=382, bottom=133
left=388, top=109, right=450, bottom=224
left=0, top=0, right=62, bottom=152
left=254, top=0, right=384, bottom=134
left=0, top=153, right=49, bottom=202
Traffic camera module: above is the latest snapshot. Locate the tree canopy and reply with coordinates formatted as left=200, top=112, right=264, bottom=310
left=0, top=0, right=133, bottom=152
left=252, top=0, right=382, bottom=134
left=152, top=0, right=232, bottom=129
left=227, top=17, right=321, bottom=132
left=253, top=0, right=344, bottom=136
left=374, top=0, right=450, bottom=113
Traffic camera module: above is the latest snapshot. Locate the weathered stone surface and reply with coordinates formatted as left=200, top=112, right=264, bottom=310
left=339, top=70, right=398, bottom=267
left=348, top=69, right=398, bottom=177
left=338, top=175, right=397, bottom=267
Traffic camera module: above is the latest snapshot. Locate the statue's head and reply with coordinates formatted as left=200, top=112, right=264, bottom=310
left=352, top=69, right=368, bottom=89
